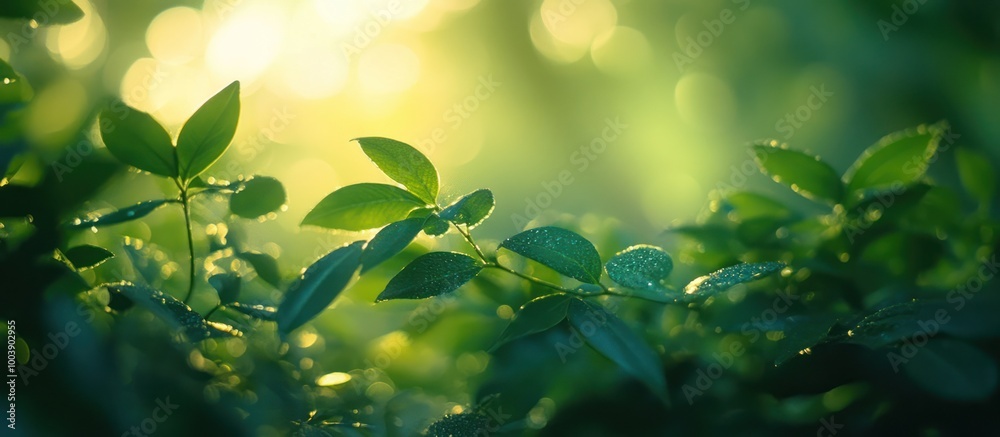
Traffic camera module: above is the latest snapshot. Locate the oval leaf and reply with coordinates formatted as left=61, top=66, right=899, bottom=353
left=302, top=183, right=427, bottom=231
left=499, top=226, right=602, bottom=284
left=209, top=272, right=241, bottom=305
left=567, top=299, right=667, bottom=403
left=62, top=244, right=114, bottom=270
left=843, top=124, right=944, bottom=202
left=683, top=261, right=784, bottom=298
left=238, top=251, right=283, bottom=288
left=277, top=241, right=364, bottom=334
left=605, top=245, right=673, bottom=291
left=902, top=339, right=998, bottom=402
left=375, top=252, right=482, bottom=301
left=422, top=214, right=450, bottom=236
left=426, top=413, right=489, bottom=437
left=355, top=137, right=439, bottom=204
left=70, top=199, right=174, bottom=229
left=360, top=217, right=425, bottom=274
left=99, top=107, right=177, bottom=178
left=491, top=293, right=571, bottom=351
left=955, top=147, right=995, bottom=206
left=753, top=143, right=844, bottom=203
left=230, top=176, right=286, bottom=218
left=176, top=81, right=240, bottom=181
left=105, top=282, right=212, bottom=341
left=439, top=189, right=495, bottom=228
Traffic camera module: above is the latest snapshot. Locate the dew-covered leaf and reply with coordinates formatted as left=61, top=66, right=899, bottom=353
left=843, top=124, right=944, bottom=203
left=230, top=176, right=286, bottom=218
left=105, top=281, right=212, bottom=341
left=176, top=81, right=240, bottom=180
left=227, top=302, right=278, bottom=321
left=605, top=245, right=673, bottom=291
left=355, top=137, right=439, bottom=204
left=277, top=241, right=364, bottom=334
left=375, top=252, right=482, bottom=301
left=753, top=143, right=844, bottom=203
left=499, top=226, right=602, bottom=284
left=567, top=299, right=667, bottom=403
left=62, top=244, right=114, bottom=270
left=439, top=189, right=495, bottom=228
left=206, top=321, right=243, bottom=338
left=69, top=199, right=175, bottom=229
left=302, top=183, right=427, bottom=231
left=426, top=413, right=489, bottom=437
left=209, top=272, right=241, bottom=305
left=360, top=217, right=425, bottom=273
left=683, top=261, right=785, bottom=298
left=492, top=293, right=571, bottom=351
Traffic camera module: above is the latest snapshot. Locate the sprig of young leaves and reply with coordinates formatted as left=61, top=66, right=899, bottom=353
left=66, top=81, right=286, bottom=340
left=290, top=136, right=785, bottom=401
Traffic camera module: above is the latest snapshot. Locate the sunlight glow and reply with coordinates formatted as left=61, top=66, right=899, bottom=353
left=206, top=5, right=286, bottom=84
left=45, top=0, right=106, bottom=70
left=146, top=7, right=204, bottom=65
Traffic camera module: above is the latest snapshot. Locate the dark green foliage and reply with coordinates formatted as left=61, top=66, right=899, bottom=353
left=499, top=226, right=603, bottom=284
left=230, top=176, right=286, bottom=218
left=375, top=251, right=482, bottom=301
left=277, top=241, right=364, bottom=334
left=61, top=244, right=114, bottom=270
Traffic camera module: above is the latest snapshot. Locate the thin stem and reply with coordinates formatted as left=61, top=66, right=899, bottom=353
left=180, top=186, right=197, bottom=304
left=454, top=224, right=489, bottom=262
left=486, top=263, right=580, bottom=293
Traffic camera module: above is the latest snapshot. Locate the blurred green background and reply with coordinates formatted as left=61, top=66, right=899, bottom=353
left=3, top=0, right=1000, bottom=434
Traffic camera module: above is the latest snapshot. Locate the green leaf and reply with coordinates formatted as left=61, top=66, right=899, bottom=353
left=355, top=137, right=439, bottom=204
left=176, top=81, right=240, bottom=181
left=902, top=339, right=998, bottom=402
left=683, top=261, right=784, bottom=298
left=277, top=241, right=363, bottom=334
left=206, top=321, right=243, bottom=338
left=753, top=143, right=844, bottom=203
left=567, top=299, right=667, bottom=403
left=955, top=148, right=995, bottom=206
left=359, top=217, right=425, bottom=273
left=302, top=183, right=427, bottom=231
left=439, top=189, right=495, bottom=228
left=227, top=302, right=278, bottom=321
left=605, top=245, right=673, bottom=291
left=230, top=176, right=286, bottom=218
left=843, top=124, right=943, bottom=202
left=375, top=252, right=482, bottom=301
left=492, top=293, right=571, bottom=351
left=0, top=0, right=84, bottom=25
left=69, top=199, right=175, bottom=229
left=105, top=281, right=212, bottom=341
left=725, top=192, right=796, bottom=221
left=209, top=272, right=241, bottom=305
left=0, top=58, right=31, bottom=105
left=62, top=244, right=114, bottom=270
left=99, top=107, right=177, bottom=178
left=426, top=413, right=489, bottom=437
left=499, top=226, right=602, bottom=284
left=238, top=251, right=283, bottom=288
